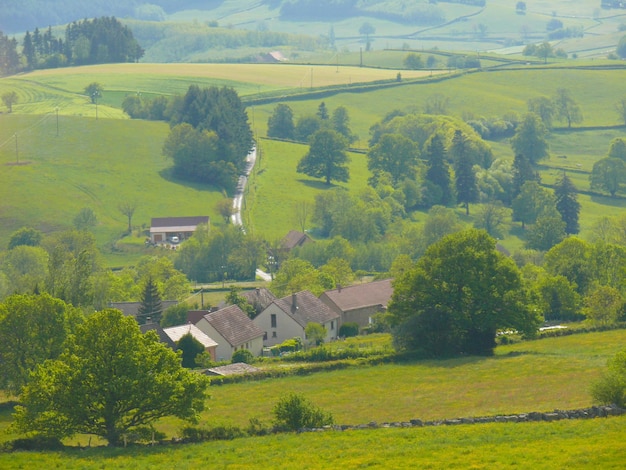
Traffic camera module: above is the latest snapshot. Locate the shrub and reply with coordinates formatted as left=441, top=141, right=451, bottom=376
left=339, top=322, right=359, bottom=338
left=2, top=436, right=64, bottom=452
left=232, top=349, right=254, bottom=364
left=180, top=425, right=245, bottom=443
left=591, top=350, right=626, bottom=407
left=272, top=393, right=334, bottom=431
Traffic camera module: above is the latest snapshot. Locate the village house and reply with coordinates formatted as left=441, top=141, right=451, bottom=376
left=319, top=279, right=393, bottom=331
left=254, top=290, right=340, bottom=347
left=162, top=323, right=218, bottom=361
left=191, top=305, right=264, bottom=362
left=149, top=216, right=209, bottom=245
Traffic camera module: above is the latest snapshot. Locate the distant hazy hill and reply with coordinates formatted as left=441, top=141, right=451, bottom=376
left=0, top=0, right=217, bottom=33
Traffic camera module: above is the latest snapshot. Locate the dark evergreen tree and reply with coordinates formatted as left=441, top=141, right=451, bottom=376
left=512, top=153, right=539, bottom=198
left=137, top=277, right=162, bottom=325
left=424, top=134, right=453, bottom=205
left=317, top=102, right=329, bottom=120
left=22, top=31, right=35, bottom=69
left=554, top=172, right=580, bottom=234
left=177, top=333, right=205, bottom=368
left=451, top=130, right=478, bottom=215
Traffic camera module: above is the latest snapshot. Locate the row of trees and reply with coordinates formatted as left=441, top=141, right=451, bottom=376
left=2, top=17, right=143, bottom=75
left=267, top=101, right=356, bottom=144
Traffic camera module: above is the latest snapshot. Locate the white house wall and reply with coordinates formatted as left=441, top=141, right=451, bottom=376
left=254, top=304, right=304, bottom=347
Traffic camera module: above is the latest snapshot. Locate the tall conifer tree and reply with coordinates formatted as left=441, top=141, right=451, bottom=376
left=554, top=172, right=580, bottom=234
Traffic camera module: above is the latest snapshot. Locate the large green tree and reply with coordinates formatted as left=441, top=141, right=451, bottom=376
left=367, top=133, right=420, bottom=186
left=510, top=113, right=549, bottom=164
left=297, top=129, right=350, bottom=185
left=553, top=88, right=583, bottom=128
left=525, top=208, right=567, bottom=251
left=0, top=294, right=81, bottom=394
left=512, top=181, right=555, bottom=229
left=267, top=103, right=295, bottom=140
left=389, top=229, right=539, bottom=357
left=13, top=309, right=209, bottom=446
left=590, top=157, right=626, bottom=197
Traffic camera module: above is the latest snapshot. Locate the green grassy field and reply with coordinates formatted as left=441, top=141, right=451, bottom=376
left=1, top=418, right=625, bottom=469
left=1, top=330, right=626, bottom=467
left=3, top=61, right=626, bottom=257
left=0, top=114, right=226, bottom=265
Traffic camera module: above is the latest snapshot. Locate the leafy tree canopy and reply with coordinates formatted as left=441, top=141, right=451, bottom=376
left=388, top=229, right=540, bottom=357
left=369, top=113, right=493, bottom=169
left=297, top=129, right=350, bottom=185
left=13, top=309, right=209, bottom=446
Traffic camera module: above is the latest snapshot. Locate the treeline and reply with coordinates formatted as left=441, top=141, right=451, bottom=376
left=0, top=17, right=143, bottom=75
left=22, top=17, right=143, bottom=70
left=126, top=85, right=253, bottom=193
left=0, top=0, right=217, bottom=33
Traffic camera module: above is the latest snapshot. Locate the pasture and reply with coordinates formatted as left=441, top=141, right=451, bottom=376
left=1, top=329, right=626, bottom=467
left=3, top=60, right=626, bottom=256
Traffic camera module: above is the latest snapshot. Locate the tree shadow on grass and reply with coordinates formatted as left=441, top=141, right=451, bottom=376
left=159, top=168, right=221, bottom=193
left=590, top=194, right=626, bottom=208
left=297, top=179, right=339, bottom=190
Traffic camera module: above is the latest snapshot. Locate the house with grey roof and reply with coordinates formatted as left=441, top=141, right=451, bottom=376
left=192, top=305, right=264, bottom=361
left=110, top=300, right=178, bottom=323
left=253, top=290, right=340, bottom=347
left=240, top=287, right=277, bottom=316
left=282, top=230, right=313, bottom=251
left=149, top=216, right=209, bottom=244
left=319, top=279, right=393, bottom=331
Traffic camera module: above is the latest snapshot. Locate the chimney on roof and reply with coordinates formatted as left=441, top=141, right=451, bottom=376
left=291, top=293, right=298, bottom=313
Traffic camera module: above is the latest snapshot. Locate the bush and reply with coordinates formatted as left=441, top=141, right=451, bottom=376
left=232, top=349, right=254, bottom=364
left=339, top=322, right=359, bottom=338
left=2, top=436, right=64, bottom=452
left=272, top=393, right=334, bottom=431
left=181, top=425, right=246, bottom=443
left=591, top=350, right=626, bottom=407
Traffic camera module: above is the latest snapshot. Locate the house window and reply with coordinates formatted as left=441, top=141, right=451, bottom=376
left=272, top=331, right=277, bottom=338
left=271, top=314, right=277, bottom=328
left=331, top=321, right=335, bottom=330
left=263, top=332, right=268, bottom=340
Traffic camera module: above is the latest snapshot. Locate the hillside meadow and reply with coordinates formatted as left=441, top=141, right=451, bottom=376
left=1, top=330, right=626, bottom=467
left=2, top=61, right=626, bottom=257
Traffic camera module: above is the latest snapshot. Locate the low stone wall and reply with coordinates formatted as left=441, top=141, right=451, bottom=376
left=301, top=405, right=625, bottom=433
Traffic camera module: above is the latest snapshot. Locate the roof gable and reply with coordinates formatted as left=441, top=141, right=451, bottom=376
left=150, top=216, right=209, bottom=231
left=282, top=230, right=313, bottom=250
left=273, top=291, right=339, bottom=328
left=205, top=305, right=264, bottom=346
left=321, top=279, right=393, bottom=312
left=163, top=324, right=217, bottom=349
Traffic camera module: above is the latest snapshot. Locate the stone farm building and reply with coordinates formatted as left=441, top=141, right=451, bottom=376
left=319, top=279, right=393, bottom=331
left=149, top=216, right=209, bottom=244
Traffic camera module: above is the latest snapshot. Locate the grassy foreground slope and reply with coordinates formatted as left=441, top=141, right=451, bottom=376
left=1, top=330, right=626, bottom=467
left=0, top=418, right=625, bottom=469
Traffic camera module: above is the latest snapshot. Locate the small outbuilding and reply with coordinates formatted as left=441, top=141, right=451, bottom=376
left=149, top=216, right=209, bottom=244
